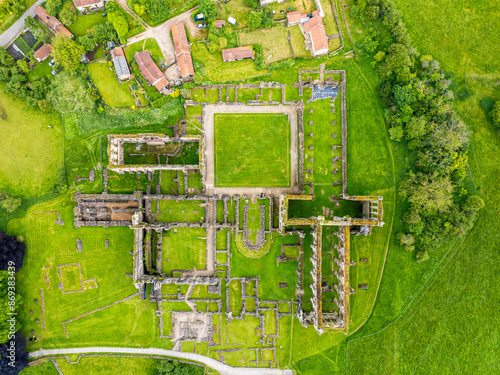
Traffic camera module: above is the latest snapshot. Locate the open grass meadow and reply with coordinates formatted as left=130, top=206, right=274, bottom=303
left=0, top=87, right=63, bottom=197
left=87, top=63, right=136, bottom=108
left=343, top=0, right=500, bottom=373
left=214, top=113, right=290, bottom=187
left=124, top=38, right=164, bottom=64
left=238, top=26, right=292, bottom=64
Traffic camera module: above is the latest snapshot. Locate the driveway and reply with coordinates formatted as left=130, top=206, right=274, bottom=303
left=30, top=347, right=293, bottom=375
left=0, top=0, right=44, bottom=47
left=122, top=4, right=200, bottom=66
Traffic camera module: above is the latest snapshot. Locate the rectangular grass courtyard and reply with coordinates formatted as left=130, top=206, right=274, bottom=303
left=214, top=113, right=291, bottom=187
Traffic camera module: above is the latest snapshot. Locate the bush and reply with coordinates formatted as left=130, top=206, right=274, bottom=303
left=490, top=100, right=500, bottom=128
left=151, top=95, right=175, bottom=108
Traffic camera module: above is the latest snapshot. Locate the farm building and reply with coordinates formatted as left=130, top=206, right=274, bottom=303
left=72, top=0, right=107, bottom=13
left=287, top=11, right=308, bottom=26
left=134, top=51, right=169, bottom=94
left=304, top=11, right=328, bottom=56
left=171, top=22, right=195, bottom=79
left=222, top=46, right=253, bottom=62
left=35, top=6, right=73, bottom=38
left=111, top=46, right=133, bottom=81
left=33, top=43, right=52, bottom=62
left=214, top=20, right=225, bottom=28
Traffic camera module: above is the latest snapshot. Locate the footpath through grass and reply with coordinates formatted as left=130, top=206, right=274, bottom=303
left=214, top=113, right=290, bottom=187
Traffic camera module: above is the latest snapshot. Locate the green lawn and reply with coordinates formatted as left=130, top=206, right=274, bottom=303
left=156, top=200, right=206, bottom=222
left=238, top=26, right=292, bottom=64
left=191, top=42, right=264, bottom=83
left=68, top=12, right=108, bottom=37
left=0, top=87, right=63, bottom=196
left=214, top=113, right=290, bottom=187
left=162, top=227, right=207, bottom=274
left=289, top=26, right=309, bottom=58
left=87, top=63, right=136, bottom=108
left=28, top=59, right=53, bottom=81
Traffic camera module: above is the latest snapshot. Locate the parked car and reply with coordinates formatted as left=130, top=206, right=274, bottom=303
left=49, top=59, right=55, bottom=67
left=197, top=23, right=207, bottom=29
left=194, top=13, right=204, bottom=22
left=102, top=13, right=107, bottom=17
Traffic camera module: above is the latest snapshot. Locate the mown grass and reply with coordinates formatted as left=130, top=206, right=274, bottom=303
left=88, top=63, right=136, bottom=108
left=162, top=227, right=206, bottom=274
left=68, top=12, right=108, bottom=37
left=156, top=200, right=205, bottom=222
left=214, top=113, right=290, bottom=187
left=124, top=38, right=164, bottom=63
left=0, top=87, right=63, bottom=196
left=238, top=26, right=292, bottom=64
left=289, top=26, right=309, bottom=58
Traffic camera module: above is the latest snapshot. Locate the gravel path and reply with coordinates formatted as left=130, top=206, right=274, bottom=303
left=30, top=347, right=292, bottom=375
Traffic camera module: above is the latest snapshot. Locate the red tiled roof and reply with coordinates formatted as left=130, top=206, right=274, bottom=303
left=303, top=13, right=328, bottom=54
left=34, top=43, right=52, bottom=61
left=222, top=46, right=253, bottom=62
left=35, top=6, right=73, bottom=38
left=73, top=0, right=101, bottom=8
left=134, top=51, right=169, bottom=92
left=111, top=46, right=125, bottom=59
left=287, top=11, right=304, bottom=24
left=214, top=20, right=225, bottom=28
left=171, top=22, right=194, bottom=77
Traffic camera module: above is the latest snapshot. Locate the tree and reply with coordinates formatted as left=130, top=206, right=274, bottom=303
left=462, top=195, right=485, bottom=212
left=5, top=74, right=28, bottom=98
left=262, top=8, right=274, bottom=28
left=427, top=116, right=470, bottom=153
left=198, top=0, right=217, bottom=23
left=247, top=12, right=263, bottom=30
left=0, top=231, right=25, bottom=272
left=134, top=3, right=146, bottom=16
left=45, top=0, right=64, bottom=16
left=148, top=0, right=169, bottom=23
left=15, top=60, right=29, bottom=74
left=400, top=172, right=454, bottom=214
left=0, top=332, right=29, bottom=374
left=48, top=72, right=95, bottom=113
left=416, top=249, right=429, bottom=263
left=244, top=0, right=259, bottom=8
left=0, top=47, right=14, bottom=68
left=51, top=35, right=85, bottom=72
left=110, top=15, right=129, bottom=38
left=59, top=8, right=76, bottom=26
left=490, top=100, right=500, bottom=128
left=105, top=1, right=120, bottom=13
left=405, top=116, right=429, bottom=141
left=38, top=99, right=52, bottom=112
left=373, top=50, right=385, bottom=62
left=0, top=192, right=21, bottom=213
left=78, top=34, right=97, bottom=52
left=365, top=5, right=379, bottom=20
left=92, top=23, right=116, bottom=42
left=388, top=125, right=403, bottom=141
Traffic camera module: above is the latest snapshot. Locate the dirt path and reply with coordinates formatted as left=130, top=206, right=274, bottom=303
left=30, top=347, right=293, bottom=375
left=203, top=104, right=300, bottom=197
left=123, top=5, right=200, bottom=66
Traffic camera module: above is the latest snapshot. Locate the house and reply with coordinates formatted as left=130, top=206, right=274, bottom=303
left=303, top=11, right=329, bottom=56
left=33, top=43, right=52, bottom=62
left=214, top=20, right=225, bottom=28
left=134, top=51, right=169, bottom=94
left=222, top=46, right=253, bottom=62
left=227, top=16, right=236, bottom=25
left=287, top=10, right=307, bottom=26
left=111, top=46, right=133, bottom=81
left=171, top=22, right=195, bottom=79
left=72, top=0, right=107, bottom=13
left=35, top=6, right=73, bottom=38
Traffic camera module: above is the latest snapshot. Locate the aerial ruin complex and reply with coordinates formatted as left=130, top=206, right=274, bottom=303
left=73, top=67, right=384, bottom=354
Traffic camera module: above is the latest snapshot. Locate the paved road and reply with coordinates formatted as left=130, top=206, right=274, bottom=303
left=203, top=104, right=300, bottom=197
left=121, top=2, right=200, bottom=66
left=0, top=0, right=44, bottom=47
left=30, top=347, right=293, bottom=375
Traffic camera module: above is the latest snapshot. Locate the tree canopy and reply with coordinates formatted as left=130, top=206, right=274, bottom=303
left=51, top=35, right=85, bottom=72
left=48, top=72, right=95, bottom=114
left=0, top=231, right=25, bottom=272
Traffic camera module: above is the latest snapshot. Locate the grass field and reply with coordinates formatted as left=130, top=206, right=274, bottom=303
left=238, top=26, right=292, bottom=64
left=87, top=63, right=136, bottom=108
left=68, top=12, right=108, bottom=37
left=214, top=113, right=290, bottom=187
left=162, top=228, right=207, bottom=274
left=156, top=200, right=205, bottom=222
left=124, top=38, right=164, bottom=64
left=289, top=26, right=309, bottom=58
left=0, top=87, right=63, bottom=197
left=191, top=42, right=264, bottom=82
left=344, top=0, right=500, bottom=373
